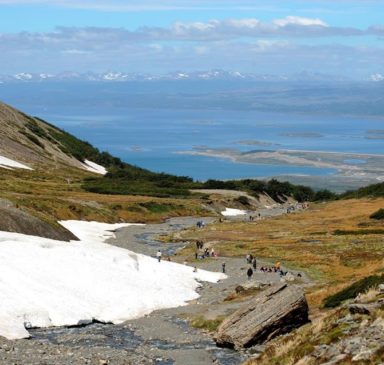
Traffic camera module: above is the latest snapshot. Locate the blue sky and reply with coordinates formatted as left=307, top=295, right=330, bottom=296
left=0, top=0, right=383, bottom=78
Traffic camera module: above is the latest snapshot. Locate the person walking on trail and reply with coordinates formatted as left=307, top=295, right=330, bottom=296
left=222, top=262, right=226, bottom=274
left=156, top=250, right=162, bottom=262
left=252, top=257, right=257, bottom=270
left=247, top=267, right=253, bottom=280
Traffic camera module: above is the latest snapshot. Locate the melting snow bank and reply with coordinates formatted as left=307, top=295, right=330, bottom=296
left=82, top=160, right=107, bottom=175
left=0, top=155, right=33, bottom=170
left=221, top=208, right=247, bottom=216
left=0, top=221, right=225, bottom=340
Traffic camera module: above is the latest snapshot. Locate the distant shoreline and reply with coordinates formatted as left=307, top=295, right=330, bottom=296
left=178, top=147, right=384, bottom=192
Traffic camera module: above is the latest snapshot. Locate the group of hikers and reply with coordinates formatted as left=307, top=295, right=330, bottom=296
left=156, top=246, right=301, bottom=281
left=287, top=202, right=309, bottom=214
left=154, top=208, right=307, bottom=282
left=195, top=240, right=217, bottom=259
left=247, top=213, right=261, bottom=222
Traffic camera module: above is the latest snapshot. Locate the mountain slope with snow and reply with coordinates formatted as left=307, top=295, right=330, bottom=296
left=0, top=101, right=107, bottom=174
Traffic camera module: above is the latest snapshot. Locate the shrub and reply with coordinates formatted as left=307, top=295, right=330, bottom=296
left=235, top=195, right=251, bottom=206
left=370, top=208, right=384, bottom=220
left=341, top=182, right=384, bottom=199
left=323, top=274, right=384, bottom=308
left=190, top=315, right=225, bottom=332
left=333, top=229, right=384, bottom=235
left=20, top=131, right=45, bottom=149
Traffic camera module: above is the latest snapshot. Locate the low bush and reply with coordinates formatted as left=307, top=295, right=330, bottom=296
left=370, top=208, right=384, bottom=220
left=190, top=315, right=225, bottom=332
left=235, top=195, right=251, bottom=206
left=323, top=274, right=384, bottom=308
left=333, top=229, right=384, bottom=235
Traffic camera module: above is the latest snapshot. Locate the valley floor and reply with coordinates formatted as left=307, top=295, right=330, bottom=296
left=0, top=210, right=309, bottom=365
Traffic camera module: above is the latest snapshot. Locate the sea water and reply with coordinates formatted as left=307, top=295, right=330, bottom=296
left=1, top=82, right=383, bottom=181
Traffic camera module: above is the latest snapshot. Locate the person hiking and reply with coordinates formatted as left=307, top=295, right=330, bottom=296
left=222, top=262, right=226, bottom=273
left=156, top=250, right=162, bottom=262
left=247, top=267, right=253, bottom=280
left=252, top=257, right=257, bottom=270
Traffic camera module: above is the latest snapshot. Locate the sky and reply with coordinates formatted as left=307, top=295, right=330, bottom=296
left=0, top=0, right=383, bottom=78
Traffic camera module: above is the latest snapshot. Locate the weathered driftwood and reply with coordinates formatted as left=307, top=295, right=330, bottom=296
left=214, top=283, right=309, bottom=349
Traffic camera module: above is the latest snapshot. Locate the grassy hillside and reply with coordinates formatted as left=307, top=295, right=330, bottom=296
left=0, top=167, right=207, bottom=231
left=175, top=197, right=384, bottom=308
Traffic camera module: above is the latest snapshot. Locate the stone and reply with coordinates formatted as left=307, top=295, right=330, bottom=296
left=214, top=283, right=309, bottom=349
left=320, top=354, right=347, bottom=365
left=285, top=272, right=295, bottom=282
left=348, top=304, right=372, bottom=315
left=352, top=349, right=375, bottom=362
left=235, top=282, right=263, bottom=293
left=378, top=284, right=384, bottom=293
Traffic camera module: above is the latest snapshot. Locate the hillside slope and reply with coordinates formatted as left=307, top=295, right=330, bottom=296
left=0, top=102, right=92, bottom=171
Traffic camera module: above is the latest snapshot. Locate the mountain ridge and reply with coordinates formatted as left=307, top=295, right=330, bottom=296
left=0, top=70, right=356, bottom=83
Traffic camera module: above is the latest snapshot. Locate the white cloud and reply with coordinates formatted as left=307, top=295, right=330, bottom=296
left=274, top=16, right=328, bottom=27
left=0, top=17, right=381, bottom=77
left=227, top=19, right=261, bottom=29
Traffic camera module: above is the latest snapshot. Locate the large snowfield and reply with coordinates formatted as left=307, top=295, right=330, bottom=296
left=0, top=221, right=225, bottom=340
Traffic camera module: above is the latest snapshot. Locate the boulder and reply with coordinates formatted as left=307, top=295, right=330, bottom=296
left=214, top=283, right=309, bottom=349
left=235, top=281, right=268, bottom=293
left=348, top=304, right=377, bottom=315
left=379, top=284, right=384, bottom=294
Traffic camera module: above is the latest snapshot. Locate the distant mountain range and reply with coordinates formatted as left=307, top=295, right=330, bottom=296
left=0, top=70, right=373, bottom=83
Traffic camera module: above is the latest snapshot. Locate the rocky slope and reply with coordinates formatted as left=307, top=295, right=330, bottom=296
left=246, top=287, right=384, bottom=365
left=0, top=102, right=95, bottom=171
left=0, top=199, right=77, bottom=241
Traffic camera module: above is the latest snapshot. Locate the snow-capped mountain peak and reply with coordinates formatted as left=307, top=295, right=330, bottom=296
left=370, top=73, right=384, bottom=82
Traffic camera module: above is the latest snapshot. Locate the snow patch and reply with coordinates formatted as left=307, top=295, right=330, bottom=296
left=0, top=221, right=225, bottom=340
left=221, top=208, right=247, bottom=216
left=0, top=155, right=33, bottom=170
left=82, top=160, right=107, bottom=175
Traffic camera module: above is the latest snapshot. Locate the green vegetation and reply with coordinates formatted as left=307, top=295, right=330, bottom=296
left=33, top=116, right=125, bottom=168
left=139, top=201, right=182, bottom=213
left=190, top=315, right=225, bottom=332
left=234, top=195, right=251, bottom=206
left=20, top=130, right=45, bottom=149
left=25, top=119, right=54, bottom=142
left=201, top=178, right=318, bottom=203
left=341, top=182, right=384, bottom=199
left=333, top=228, right=384, bottom=235
left=48, top=129, right=123, bottom=167
left=370, top=208, right=384, bottom=220
left=323, top=274, right=384, bottom=308
left=83, top=168, right=194, bottom=197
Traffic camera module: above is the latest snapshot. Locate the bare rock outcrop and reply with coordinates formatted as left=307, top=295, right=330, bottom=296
left=0, top=199, right=77, bottom=241
left=214, top=283, right=309, bottom=349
